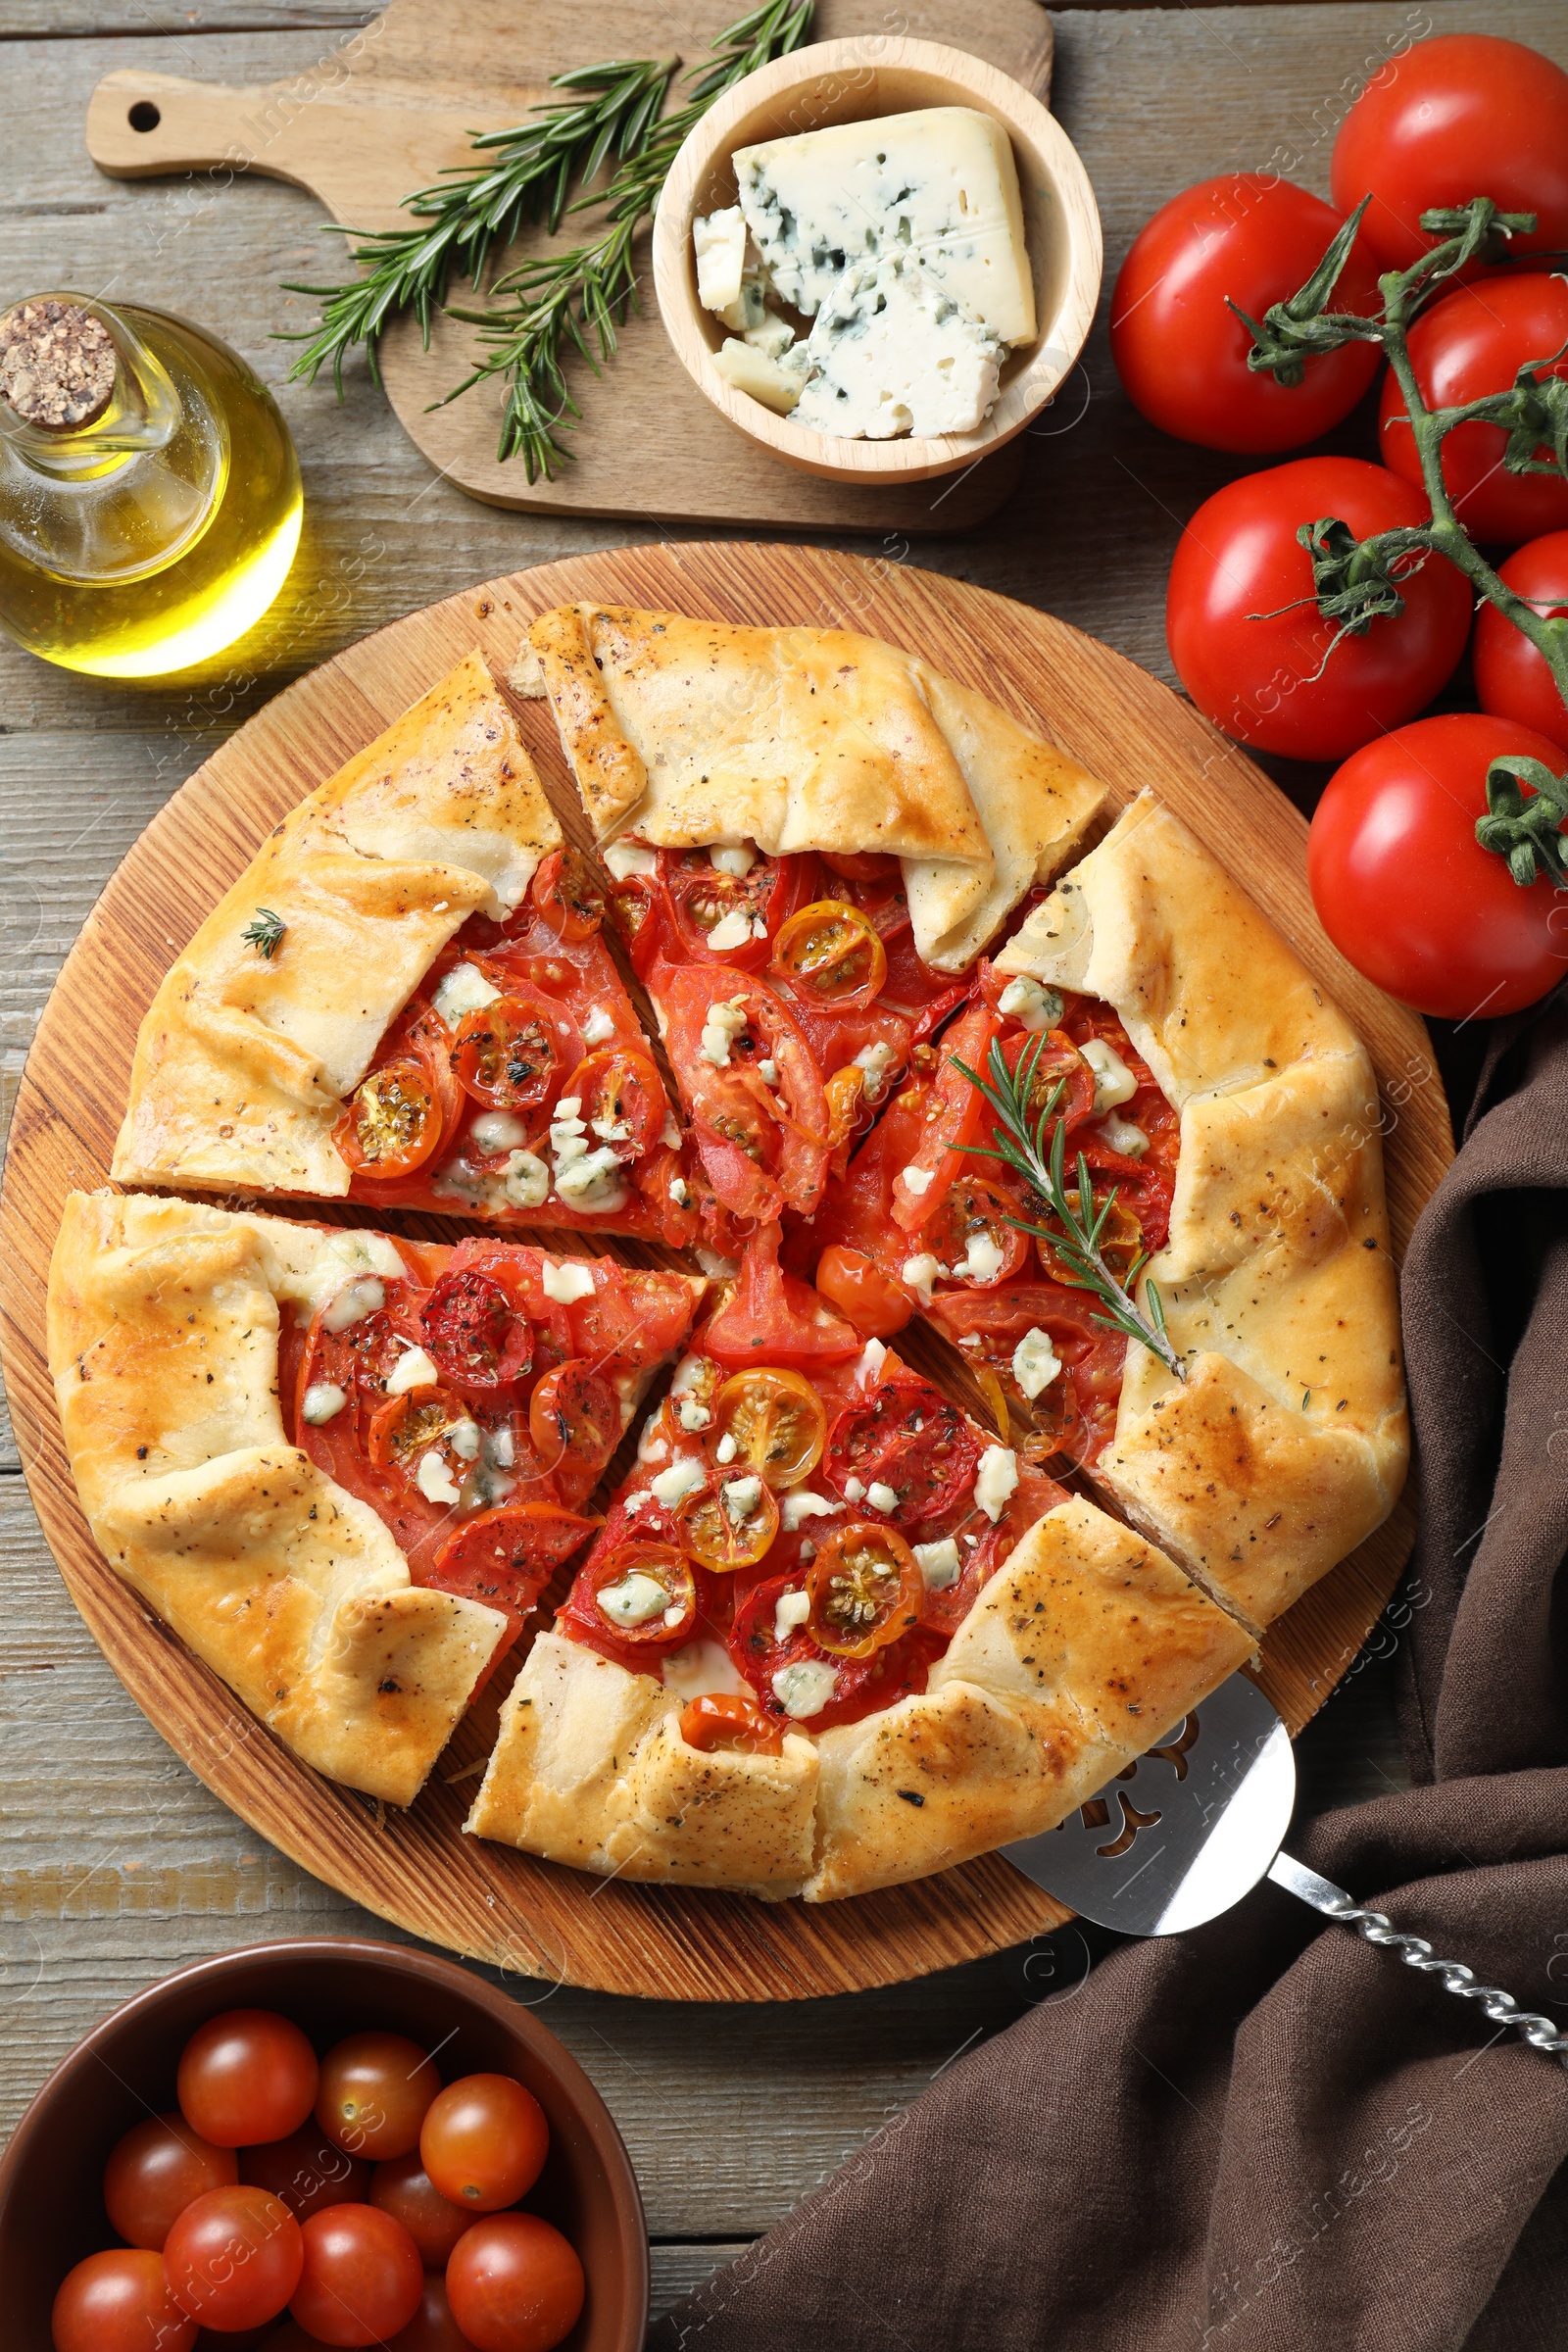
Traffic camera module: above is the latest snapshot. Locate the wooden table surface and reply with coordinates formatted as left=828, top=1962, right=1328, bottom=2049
left=6, top=0, right=1544, bottom=2317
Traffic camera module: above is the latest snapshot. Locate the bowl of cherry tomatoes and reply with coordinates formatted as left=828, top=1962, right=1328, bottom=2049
left=0, top=1937, right=647, bottom=2352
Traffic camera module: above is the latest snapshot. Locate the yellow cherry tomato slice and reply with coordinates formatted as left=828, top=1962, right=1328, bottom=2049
left=672, top=1472, right=780, bottom=1572
left=807, top=1522, right=923, bottom=1659
left=709, top=1369, right=828, bottom=1492
left=769, top=900, right=888, bottom=1009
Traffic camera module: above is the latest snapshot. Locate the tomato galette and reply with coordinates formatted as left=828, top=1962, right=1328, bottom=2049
left=48, top=1191, right=701, bottom=1802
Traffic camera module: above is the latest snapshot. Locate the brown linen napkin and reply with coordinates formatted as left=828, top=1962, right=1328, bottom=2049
left=650, top=993, right=1568, bottom=2352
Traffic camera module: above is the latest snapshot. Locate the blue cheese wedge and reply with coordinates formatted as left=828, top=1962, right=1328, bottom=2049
left=792, top=256, right=1004, bottom=439
left=733, top=106, right=1035, bottom=345
left=713, top=335, right=805, bottom=415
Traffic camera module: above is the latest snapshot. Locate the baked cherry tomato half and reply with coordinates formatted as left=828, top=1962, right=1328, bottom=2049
left=51, top=2249, right=197, bottom=2352
left=164, top=2184, right=305, bottom=2329
left=527, top=1359, right=620, bottom=1497
left=452, top=991, right=574, bottom=1114
left=999, top=1026, right=1098, bottom=1136
left=419, top=2075, right=550, bottom=2215
left=1166, top=457, right=1472, bottom=761
left=369, top=2151, right=475, bottom=2268
left=530, top=845, right=604, bottom=940
left=367, top=1385, right=476, bottom=1491
left=430, top=1505, right=598, bottom=1622
left=814, top=1244, right=914, bottom=1339
left=922, top=1174, right=1031, bottom=1288
left=824, top=1377, right=981, bottom=1528
left=820, top=849, right=900, bottom=884
left=239, top=2123, right=369, bottom=2222
left=672, top=1470, right=780, bottom=1571
left=103, top=2109, right=237, bottom=2251
left=679, top=1690, right=785, bottom=1756
left=1474, top=531, right=1568, bottom=751
left=1308, top=711, right=1568, bottom=1018
left=177, top=2008, right=319, bottom=2149
left=335, top=1055, right=445, bottom=1179
left=769, top=900, right=888, bottom=1010
left=709, top=1367, right=827, bottom=1489
left=660, top=846, right=788, bottom=964
left=1110, top=176, right=1382, bottom=454
left=420, top=1266, right=533, bottom=1389
left=445, top=2212, right=586, bottom=2352
left=807, top=1523, right=924, bottom=1658
left=581, top=1542, right=698, bottom=1646
left=316, top=2032, right=440, bottom=2162
left=561, top=1046, right=665, bottom=1164
left=1331, top=31, right=1568, bottom=270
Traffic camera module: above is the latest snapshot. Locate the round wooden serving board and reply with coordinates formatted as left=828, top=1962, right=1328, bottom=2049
left=0, top=546, right=1449, bottom=2002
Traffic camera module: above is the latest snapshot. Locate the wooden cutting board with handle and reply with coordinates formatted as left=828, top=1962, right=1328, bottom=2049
left=83, top=0, right=1054, bottom=529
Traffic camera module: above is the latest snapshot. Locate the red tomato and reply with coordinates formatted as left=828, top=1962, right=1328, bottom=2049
left=679, top=1690, right=785, bottom=1756
left=103, top=2110, right=237, bottom=2251
left=387, top=2277, right=472, bottom=2350
left=51, top=2248, right=197, bottom=2352
left=661, top=966, right=829, bottom=1222
left=1331, top=33, right=1568, bottom=270
left=1110, top=176, right=1383, bottom=454
left=570, top=1542, right=698, bottom=1651
left=814, top=1244, right=913, bottom=1339
left=164, top=2185, right=305, bottom=2330
left=452, top=989, right=578, bottom=1114
left=420, top=2075, right=550, bottom=2215
left=335, top=1054, right=446, bottom=1179
left=659, top=847, right=793, bottom=967
left=316, top=2032, right=440, bottom=2162
left=703, top=1222, right=862, bottom=1371
left=1474, top=531, right=1568, bottom=749
left=1377, top=276, right=1568, bottom=547
left=527, top=1359, right=620, bottom=1502
left=892, top=1003, right=1001, bottom=1228
left=419, top=1266, right=533, bottom=1389
left=1167, top=457, right=1472, bottom=759
left=823, top=1374, right=981, bottom=1529
left=428, top=1504, right=598, bottom=1645
left=1308, top=711, right=1568, bottom=1016
left=239, top=2123, right=369, bottom=2221
left=177, top=2010, right=319, bottom=2149
left=445, top=2214, right=586, bottom=2352
left=806, top=1522, right=924, bottom=1658
left=369, top=2150, right=475, bottom=2267
left=530, top=846, right=604, bottom=941
left=288, top=2204, right=424, bottom=2346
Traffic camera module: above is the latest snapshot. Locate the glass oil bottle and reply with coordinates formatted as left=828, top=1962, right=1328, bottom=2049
left=0, top=293, right=302, bottom=677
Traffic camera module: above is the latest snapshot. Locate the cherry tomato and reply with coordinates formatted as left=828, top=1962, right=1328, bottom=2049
left=578, top=1543, right=697, bottom=1648
left=369, top=2150, right=475, bottom=2267
left=769, top=900, right=888, bottom=1008
left=335, top=1056, right=445, bottom=1179
left=679, top=1690, right=785, bottom=1756
left=922, top=1175, right=1031, bottom=1288
left=453, top=992, right=575, bottom=1114
left=527, top=1359, right=620, bottom=1499
left=366, top=1385, right=475, bottom=1491
left=164, top=2185, right=305, bottom=2330
left=814, top=1244, right=913, bottom=1339
left=283, top=2204, right=423, bottom=2346
left=1110, top=176, right=1383, bottom=454
left=998, top=1028, right=1097, bottom=1137
left=1331, top=32, right=1568, bottom=270
left=446, top=2213, right=586, bottom=2352
left=102, top=2110, right=237, bottom=2251
left=824, top=1376, right=981, bottom=1528
left=316, top=2032, right=440, bottom=2162
left=807, top=1523, right=924, bottom=1658
left=1377, top=276, right=1568, bottom=547
left=1307, top=711, right=1568, bottom=1017
left=561, top=1047, right=665, bottom=1164
left=51, top=2248, right=197, bottom=2352
left=1167, top=457, right=1472, bottom=760
left=386, top=2277, right=472, bottom=2350
left=418, top=1267, right=533, bottom=1389
left=239, top=2123, right=369, bottom=2222
left=177, top=2010, right=319, bottom=2150
left=1474, top=532, right=1568, bottom=750
left=709, top=1367, right=827, bottom=1489
left=892, top=1003, right=1001, bottom=1228
left=660, top=846, right=788, bottom=965
left=530, top=846, right=604, bottom=941
left=419, top=2075, right=550, bottom=2215
left=429, top=1505, right=598, bottom=1635
left=672, top=1470, right=780, bottom=1571
left=821, top=850, right=900, bottom=884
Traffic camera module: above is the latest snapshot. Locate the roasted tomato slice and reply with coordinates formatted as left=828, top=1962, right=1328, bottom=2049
left=892, top=1003, right=1001, bottom=1230
left=998, top=1027, right=1099, bottom=1135
left=662, top=968, right=829, bottom=1222
left=679, top=1691, right=784, bottom=1756
left=531, top=846, right=604, bottom=941
left=821, top=850, right=900, bottom=885
left=562, top=1048, right=665, bottom=1165
left=824, top=1376, right=981, bottom=1527
left=367, top=1385, right=476, bottom=1490
left=922, top=1175, right=1032, bottom=1288
left=813, top=1246, right=914, bottom=1340
left=704, top=1223, right=862, bottom=1372
left=661, top=847, right=789, bottom=965
left=807, top=1523, right=924, bottom=1658
left=335, top=1055, right=445, bottom=1179
left=769, top=900, right=888, bottom=1010
left=452, top=990, right=576, bottom=1113
left=419, top=1267, right=533, bottom=1390
left=527, top=1359, right=621, bottom=1502
left=709, top=1368, right=827, bottom=1490
left=428, top=1504, right=598, bottom=1632
left=581, top=1543, right=697, bottom=1646
left=671, top=1471, right=780, bottom=1571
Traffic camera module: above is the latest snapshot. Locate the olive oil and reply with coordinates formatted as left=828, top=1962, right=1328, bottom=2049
left=0, top=295, right=301, bottom=678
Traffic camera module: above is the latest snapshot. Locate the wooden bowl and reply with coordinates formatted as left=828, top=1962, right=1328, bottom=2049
left=0, top=1936, right=648, bottom=2348
left=653, top=34, right=1102, bottom=485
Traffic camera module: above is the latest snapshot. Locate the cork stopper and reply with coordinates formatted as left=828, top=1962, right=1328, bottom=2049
left=0, top=299, right=118, bottom=431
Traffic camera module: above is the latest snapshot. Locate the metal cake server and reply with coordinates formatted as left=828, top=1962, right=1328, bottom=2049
left=1004, top=1672, right=1568, bottom=2064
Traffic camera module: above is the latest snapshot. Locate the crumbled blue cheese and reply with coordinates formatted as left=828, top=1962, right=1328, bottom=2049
left=865, top=1480, right=899, bottom=1514
left=1011, top=1327, right=1062, bottom=1401
left=713, top=336, right=805, bottom=415
left=781, top=1491, right=841, bottom=1533
left=385, top=1345, right=439, bottom=1396
left=669, top=1176, right=690, bottom=1207
left=771, top=1658, right=839, bottom=1719
left=998, top=975, right=1064, bottom=1033
left=604, top=838, right=658, bottom=880
left=693, top=206, right=748, bottom=312
left=598, top=1571, right=672, bottom=1630
left=700, top=997, right=751, bottom=1067
left=710, top=844, right=757, bottom=877
left=677, top=1392, right=709, bottom=1432
left=1081, top=1036, right=1138, bottom=1113
left=792, top=257, right=1005, bottom=440
left=854, top=1039, right=898, bottom=1101
left=843, top=1476, right=866, bottom=1503
left=432, top=961, right=502, bottom=1027
left=954, top=1231, right=1005, bottom=1284
left=581, top=1006, right=616, bottom=1047
left=706, top=907, right=755, bottom=952
left=745, top=311, right=796, bottom=360
left=722, top=1474, right=764, bottom=1524
left=714, top=1431, right=738, bottom=1464
left=416, top=1450, right=461, bottom=1506
left=450, top=1418, right=481, bottom=1462
left=900, top=1164, right=933, bottom=1197
left=1097, top=1111, right=1150, bottom=1158
left=539, top=1257, right=597, bottom=1305
left=471, top=1110, right=529, bottom=1154
left=854, top=1340, right=887, bottom=1388
left=549, top=1097, right=626, bottom=1213
left=652, top=1454, right=709, bottom=1510
left=913, top=1537, right=960, bottom=1591
left=321, top=1275, right=384, bottom=1333
left=773, top=1588, right=811, bottom=1642
left=301, top=1381, right=347, bottom=1426
left=901, top=1251, right=942, bottom=1306
left=504, top=1150, right=550, bottom=1210
left=975, top=1444, right=1019, bottom=1522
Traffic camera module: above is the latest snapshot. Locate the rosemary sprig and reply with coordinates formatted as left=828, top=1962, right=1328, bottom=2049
left=442, top=0, right=814, bottom=478
left=242, top=906, right=286, bottom=958
left=953, top=1035, right=1187, bottom=1383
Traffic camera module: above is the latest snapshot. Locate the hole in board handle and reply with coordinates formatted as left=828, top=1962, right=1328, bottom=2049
left=128, top=101, right=161, bottom=132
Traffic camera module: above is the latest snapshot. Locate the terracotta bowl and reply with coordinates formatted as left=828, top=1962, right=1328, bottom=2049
left=653, top=33, right=1102, bottom=486
left=0, top=1936, right=648, bottom=2349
